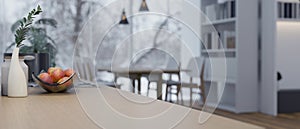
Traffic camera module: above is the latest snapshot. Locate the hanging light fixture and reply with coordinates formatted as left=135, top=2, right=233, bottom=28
left=139, top=0, right=149, bottom=12
left=119, top=9, right=129, bottom=24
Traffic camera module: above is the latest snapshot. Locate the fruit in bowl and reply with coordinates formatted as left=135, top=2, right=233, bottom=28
left=64, top=69, right=74, bottom=77
left=57, top=77, right=73, bottom=87
left=38, top=73, right=53, bottom=84
left=32, top=67, right=75, bottom=93
left=48, top=67, right=65, bottom=82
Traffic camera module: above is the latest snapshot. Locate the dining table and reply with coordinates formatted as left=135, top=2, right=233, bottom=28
left=98, top=68, right=187, bottom=100
left=0, top=86, right=264, bottom=129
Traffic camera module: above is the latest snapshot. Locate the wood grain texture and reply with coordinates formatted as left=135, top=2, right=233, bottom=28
left=0, top=87, right=263, bottom=129
left=0, top=88, right=99, bottom=129
left=191, top=103, right=300, bottom=129
left=213, top=109, right=300, bottom=129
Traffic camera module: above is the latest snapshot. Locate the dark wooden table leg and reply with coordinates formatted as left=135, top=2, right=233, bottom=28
left=131, top=78, right=135, bottom=93
left=114, top=74, right=119, bottom=89
left=137, top=74, right=141, bottom=94
left=157, top=73, right=162, bottom=100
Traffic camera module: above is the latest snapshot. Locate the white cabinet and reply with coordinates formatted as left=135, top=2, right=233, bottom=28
left=201, top=0, right=259, bottom=113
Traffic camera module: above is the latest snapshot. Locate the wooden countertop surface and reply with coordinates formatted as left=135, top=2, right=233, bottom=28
left=0, top=86, right=264, bottom=129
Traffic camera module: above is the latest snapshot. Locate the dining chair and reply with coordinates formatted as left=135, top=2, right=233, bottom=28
left=146, top=58, right=181, bottom=99
left=165, top=57, right=206, bottom=107
left=74, top=57, right=120, bottom=88
left=146, top=70, right=161, bottom=96
left=97, top=70, right=122, bottom=89
left=74, top=57, right=96, bottom=85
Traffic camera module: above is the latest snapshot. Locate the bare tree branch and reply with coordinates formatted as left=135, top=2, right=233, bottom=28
left=132, top=17, right=170, bottom=65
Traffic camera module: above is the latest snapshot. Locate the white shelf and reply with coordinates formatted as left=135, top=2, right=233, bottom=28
left=206, top=102, right=237, bottom=113
left=201, top=0, right=259, bottom=114
left=202, top=18, right=236, bottom=26
left=202, top=49, right=236, bottom=53
left=277, top=18, right=300, bottom=22
left=277, top=1, right=300, bottom=21
left=204, top=78, right=236, bottom=84
left=218, top=103, right=237, bottom=113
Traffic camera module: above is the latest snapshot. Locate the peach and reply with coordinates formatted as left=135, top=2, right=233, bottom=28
left=47, top=67, right=56, bottom=74
left=64, top=69, right=74, bottom=77
left=38, top=73, right=53, bottom=84
left=50, top=68, right=65, bottom=82
left=57, top=77, right=72, bottom=86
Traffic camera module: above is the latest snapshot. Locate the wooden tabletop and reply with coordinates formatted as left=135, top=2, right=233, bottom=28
left=98, top=68, right=191, bottom=100
left=98, top=68, right=190, bottom=74
left=0, top=86, right=264, bottom=129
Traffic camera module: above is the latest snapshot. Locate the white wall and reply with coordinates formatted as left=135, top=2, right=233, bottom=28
left=276, top=21, right=300, bottom=90
left=180, top=0, right=201, bottom=68
left=260, top=0, right=277, bottom=116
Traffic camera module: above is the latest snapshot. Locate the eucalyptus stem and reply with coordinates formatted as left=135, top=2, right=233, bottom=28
left=15, top=5, right=42, bottom=48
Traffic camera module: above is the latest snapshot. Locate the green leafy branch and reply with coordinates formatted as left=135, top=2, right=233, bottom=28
left=15, top=5, right=42, bottom=47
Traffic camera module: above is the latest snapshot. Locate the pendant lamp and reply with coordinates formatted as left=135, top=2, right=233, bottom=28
left=139, top=0, right=149, bottom=12
left=119, top=9, right=129, bottom=24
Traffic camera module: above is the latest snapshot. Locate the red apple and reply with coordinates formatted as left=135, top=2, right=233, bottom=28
left=64, top=69, right=74, bottom=77
left=57, top=77, right=72, bottom=86
left=38, top=73, right=53, bottom=84
left=47, top=67, right=56, bottom=74
left=50, top=68, right=65, bottom=82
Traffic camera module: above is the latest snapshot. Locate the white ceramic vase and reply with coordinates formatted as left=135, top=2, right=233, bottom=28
left=8, top=47, right=28, bottom=97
